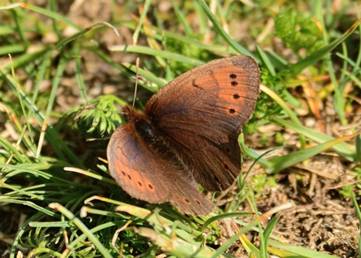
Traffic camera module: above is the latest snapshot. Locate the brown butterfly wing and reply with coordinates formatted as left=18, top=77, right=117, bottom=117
left=107, top=123, right=214, bottom=215
left=145, top=56, right=260, bottom=191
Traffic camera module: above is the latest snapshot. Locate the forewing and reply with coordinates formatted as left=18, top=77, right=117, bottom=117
left=107, top=123, right=214, bottom=215
left=145, top=56, right=260, bottom=191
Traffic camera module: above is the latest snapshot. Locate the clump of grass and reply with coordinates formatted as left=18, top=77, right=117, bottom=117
left=0, top=1, right=360, bottom=257
left=275, top=8, right=324, bottom=53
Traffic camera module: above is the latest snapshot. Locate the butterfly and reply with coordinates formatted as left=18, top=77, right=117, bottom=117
left=107, top=55, right=260, bottom=215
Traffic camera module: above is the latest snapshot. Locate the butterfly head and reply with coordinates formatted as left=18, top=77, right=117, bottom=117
left=121, top=106, right=145, bottom=122
left=121, top=105, right=157, bottom=143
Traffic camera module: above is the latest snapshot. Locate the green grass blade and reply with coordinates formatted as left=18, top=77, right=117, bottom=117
left=10, top=8, right=28, bottom=47
left=289, top=19, right=361, bottom=75
left=0, top=3, right=22, bottom=10
left=20, top=3, right=80, bottom=30
left=109, top=45, right=204, bottom=66
left=45, top=55, right=66, bottom=116
left=261, top=85, right=302, bottom=126
left=239, top=234, right=260, bottom=257
left=29, top=221, right=69, bottom=228
left=171, top=0, right=193, bottom=35
left=32, top=52, right=51, bottom=103
left=0, top=198, right=55, bottom=216
left=123, top=62, right=166, bottom=91
left=0, top=44, right=25, bottom=55
left=0, top=25, right=14, bottom=35
left=49, top=203, right=113, bottom=258
left=0, top=137, right=30, bottom=163
left=342, top=69, right=361, bottom=90
left=260, top=216, right=278, bottom=257
left=56, top=22, right=118, bottom=49
left=135, top=227, right=222, bottom=258
left=269, top=239, right=339, bottom=258
left=0, top=48, right=50, bottom=73
left=211, top=220, right=259, bottom=258
left=28, top=248, right=61, bottom=257
left=239, top=134, right=273, bottom=169
left=196, top=0, right=256, bottom=59
left=122, top=20, right=236, bottom=56
left=273, top=117, right=355, bottom=160
left=133, top=0, right=152, bottom=44
left=269, top=133, right=355, bottom=173
left=74, top=46, right=88, bottom=102
left=356, top=135, right=361, bottom=162
left=91, top=47, right=166, bottom=91
left=201, top=211, right=252, bottom=231
left=48, top=0, right=62, bottom=39
left=2, top=72, right=80, bottom=164
left=67, top=222, right=116, bottom=251
left=256, top=45, right=276, bottom=76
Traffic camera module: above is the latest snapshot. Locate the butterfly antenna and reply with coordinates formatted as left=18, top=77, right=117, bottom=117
left=132, top=57, right=140, bottom=108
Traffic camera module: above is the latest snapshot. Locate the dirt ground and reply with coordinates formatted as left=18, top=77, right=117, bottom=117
left=1, top=0, right=360, bottom=257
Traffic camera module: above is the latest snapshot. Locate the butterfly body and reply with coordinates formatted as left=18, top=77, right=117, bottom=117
left=107, top=56, right=260, bottom=215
